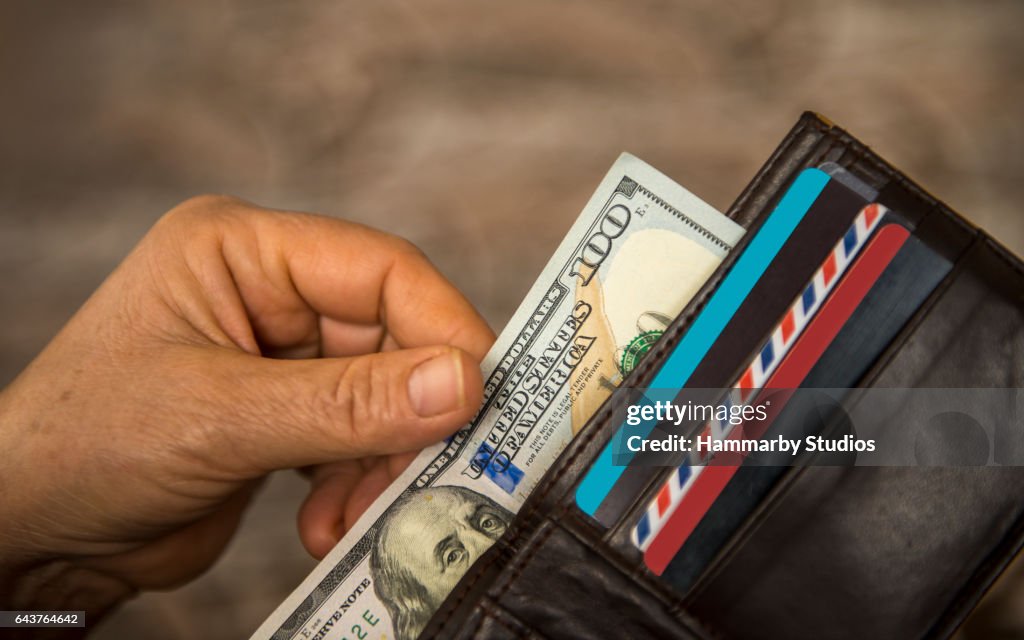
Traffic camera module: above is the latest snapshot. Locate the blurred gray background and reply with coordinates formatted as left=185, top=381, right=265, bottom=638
left=1, top=1, right=1022, bottom=638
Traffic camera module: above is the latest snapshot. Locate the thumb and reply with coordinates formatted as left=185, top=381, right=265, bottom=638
left=192, top=345, right=484, bottom=475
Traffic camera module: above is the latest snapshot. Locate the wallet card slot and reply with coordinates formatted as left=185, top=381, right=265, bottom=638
left=570, top=115, right=1004, bottom=604
left=604, top=183, right=881, bottom=538
left=662, top=236, right=977, bottom=597
left=604, top=218, right=928, bottom=588
left=663, top=203, right=980, bottom=604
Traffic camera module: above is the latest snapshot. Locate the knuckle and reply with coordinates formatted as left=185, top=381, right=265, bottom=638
left=157, top=194, right=248, bottom=232
left=389, top=234, right=428, bottom=262
left=331, top=357, right=403, bottom=452
left=166, top=193, right=232, bottom=219
left=387, top=236, right=438, bottom=292
left=178, top=193, right=240, bottom=212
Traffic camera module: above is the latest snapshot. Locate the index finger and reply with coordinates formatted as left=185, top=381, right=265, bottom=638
left=220, top=204, right=496, bottom=360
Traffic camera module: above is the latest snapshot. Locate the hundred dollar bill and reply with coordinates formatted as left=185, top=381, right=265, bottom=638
left=251, top=153, right=744, bottom=640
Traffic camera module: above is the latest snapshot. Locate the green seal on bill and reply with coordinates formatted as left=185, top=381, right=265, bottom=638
left=620, top=330, right=663, bottom=375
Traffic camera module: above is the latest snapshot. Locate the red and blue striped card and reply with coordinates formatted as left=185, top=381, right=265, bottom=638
left=632, top=203, right=888, bottom=565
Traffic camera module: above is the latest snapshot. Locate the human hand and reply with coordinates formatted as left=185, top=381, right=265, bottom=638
left=0, top=196, right=494, bottom=622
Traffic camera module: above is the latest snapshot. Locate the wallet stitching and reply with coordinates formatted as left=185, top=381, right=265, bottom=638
left=472, top=600, right=533, bottom=640
left=728, top=112, right=820, bottom=220
left=476, top=522, right=560, bottom=633
left=545, top=513, right=723, bottom=640
left=983, top=234, right=1024, bottom=278
left=466, top=603, right=489, bottom=640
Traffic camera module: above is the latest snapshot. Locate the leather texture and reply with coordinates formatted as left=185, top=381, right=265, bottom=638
left=420, top=113, right=1024, bottom=639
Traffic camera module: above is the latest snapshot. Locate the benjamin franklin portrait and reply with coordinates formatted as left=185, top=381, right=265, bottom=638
left=369, top=485, right=513, bottom=640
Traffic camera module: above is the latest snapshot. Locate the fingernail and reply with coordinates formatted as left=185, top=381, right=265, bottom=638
left=408, top=351, right=465, bottom=417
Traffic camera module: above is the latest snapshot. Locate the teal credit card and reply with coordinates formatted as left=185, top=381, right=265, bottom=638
left=574, top=168, right=831, bottom=518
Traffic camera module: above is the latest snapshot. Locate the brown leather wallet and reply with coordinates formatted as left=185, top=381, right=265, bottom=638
left=419, top=112, right=1024, bottom=639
